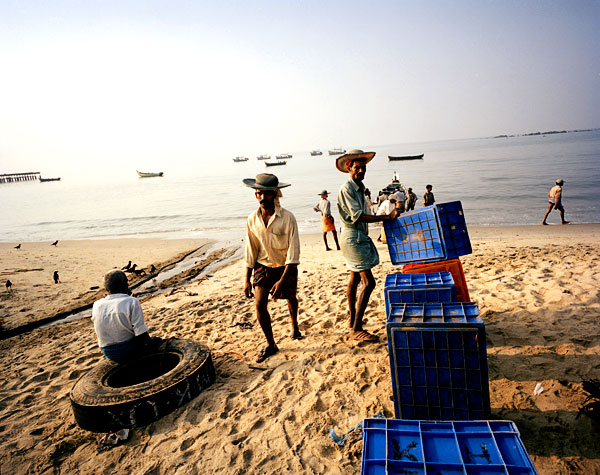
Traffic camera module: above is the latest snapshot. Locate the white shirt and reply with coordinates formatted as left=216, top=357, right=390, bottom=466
left=91, top=293, right=148, bottom=348
left=377, top=199, right=395, bottom=215
left=245, top=206, right=300, bottom=268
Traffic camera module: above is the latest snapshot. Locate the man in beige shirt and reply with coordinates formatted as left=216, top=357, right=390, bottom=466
left=243, top=173, right=301, bottom=362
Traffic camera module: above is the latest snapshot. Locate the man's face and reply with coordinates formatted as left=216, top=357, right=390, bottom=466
left=255, top=189, right=276, bottom=209
left=349, top=160, right=367, bottom=182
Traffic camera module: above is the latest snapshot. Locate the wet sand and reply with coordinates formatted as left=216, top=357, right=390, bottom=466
left=0, top=224, right=599, bottom=474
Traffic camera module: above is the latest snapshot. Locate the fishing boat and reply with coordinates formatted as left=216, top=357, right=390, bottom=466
left=233, top=157, right=249, bottom=162
left=39, top=177, right=61, bottom=182
left=310, top=150, right=323, bottom=156
left=265, top=160, right=287, bottom=167
left=136, top=170, right=164, bottom=177
left=388, top=154, right=424, bottom=161
left=328, top=148, right=345, bottom=156
left=256, top=154, right=271, bottom=160
left=377, top=171, right=407, bottom=201
left=276, top=153, right=292, bottom=159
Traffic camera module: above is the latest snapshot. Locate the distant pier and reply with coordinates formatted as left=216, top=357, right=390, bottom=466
left=0, top=172, right=41, bottom=184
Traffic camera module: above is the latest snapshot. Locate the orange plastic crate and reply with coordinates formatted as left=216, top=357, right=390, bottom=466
left=403, top=258, right=470, bottom=302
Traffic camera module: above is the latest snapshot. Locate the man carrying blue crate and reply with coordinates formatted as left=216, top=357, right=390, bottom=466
left=336, top=150, right=399, bottom=342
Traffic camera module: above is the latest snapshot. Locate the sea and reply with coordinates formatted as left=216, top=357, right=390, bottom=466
left=1, top=130, right=599, bottom=244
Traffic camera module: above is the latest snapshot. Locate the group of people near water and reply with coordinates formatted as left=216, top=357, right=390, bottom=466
left=90, top=150, right=570, bottom=365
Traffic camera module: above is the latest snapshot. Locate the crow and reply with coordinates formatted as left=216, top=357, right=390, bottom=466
left=51, top=240, right=58, bottom=246
left=121, top=260, right=132, bottom=271
left=133, top=269, right=146, bottom=276
left=5, top=280, right=12, bottom=290
left=53, top=271, right=60, bottom=284
left=124, top=263, right=137, bottom=273
left=150, top=264, right=156, bottom=274
left=14, top=244, right=21, bottom=250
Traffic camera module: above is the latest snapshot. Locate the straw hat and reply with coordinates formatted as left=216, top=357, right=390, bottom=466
left=335, top=149, right=376, bottom=173
left=243, top=173, right=290, bottom=190
left=318, top=190, right=329, bottom=196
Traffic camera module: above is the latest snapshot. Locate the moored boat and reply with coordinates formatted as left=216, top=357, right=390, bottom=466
left=328, top=148, right=345, bottom=156
left=136, top=170, right=164, bottom=177
left=265, top=160, right=287, bottom=167
left=256, top=154, right=271, bottom=160
left=310, top=150, right=323, bottom=156
left=388, top=154, right=424, bottom=161
left=233, top=157, right=249, bottom=162
left=276, top=153, right=292, bottom=159
left=39, top=177, right=61, bottom=182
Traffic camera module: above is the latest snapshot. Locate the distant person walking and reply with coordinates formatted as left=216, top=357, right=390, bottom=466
left=423, top=184, right=435, bottom=207
left=542, top=178, right=569, bottom=225
left=313, top=190, right=340, bottom=251
left=336, top=150, right=398, bottom=342
left=243, top=173, right=302, bottom=363
left=406, top=187, right=417, bottom=211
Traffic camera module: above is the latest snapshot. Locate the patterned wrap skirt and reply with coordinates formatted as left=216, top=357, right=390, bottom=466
left=321, top=216, right=335, bottom=233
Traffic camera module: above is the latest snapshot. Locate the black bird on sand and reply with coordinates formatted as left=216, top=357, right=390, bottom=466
left=121, top=261, right=132, bottom=271
left=14, top=244, right=21, bottom=250
left=125, top=263, right=137, bottom=273
left=53, top=271, right=60, bottom=284
left=51, top=240, right=58, bottom=246
left=133, top=268, right=146, bottom=276
left=5, top=280, right=12, bottom=290
left=150, top=264, right=156, bottom=274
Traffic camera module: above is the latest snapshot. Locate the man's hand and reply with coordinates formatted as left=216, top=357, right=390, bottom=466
left=387, top=208, right=399, bottom=220
left=270, top=278, right=284, bottom=300
left=244, top=281, right=254, bottom=299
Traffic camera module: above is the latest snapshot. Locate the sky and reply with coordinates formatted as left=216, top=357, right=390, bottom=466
left=0, top=0, right=598, bottom=176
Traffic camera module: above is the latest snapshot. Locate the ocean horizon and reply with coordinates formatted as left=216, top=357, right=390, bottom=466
left=2, top=130, right=599, bottom=244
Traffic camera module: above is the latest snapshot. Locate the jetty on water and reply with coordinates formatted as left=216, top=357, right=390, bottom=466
left=0, top=172, right=41, bottom=184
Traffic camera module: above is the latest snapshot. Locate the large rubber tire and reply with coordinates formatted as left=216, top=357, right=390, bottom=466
left=70, top=339, right=216, bottom=432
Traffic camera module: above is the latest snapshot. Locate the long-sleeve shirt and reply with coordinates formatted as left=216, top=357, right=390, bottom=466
left=313, top=198, right=332, bottom=217
left=245, top=206, right=300, bottom=268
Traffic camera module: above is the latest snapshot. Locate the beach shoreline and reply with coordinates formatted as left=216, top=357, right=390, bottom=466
left=0, top=224, right=599, bottom=474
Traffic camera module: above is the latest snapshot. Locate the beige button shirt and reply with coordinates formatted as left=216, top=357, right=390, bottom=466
left=245, top=206, right=300, bottom=268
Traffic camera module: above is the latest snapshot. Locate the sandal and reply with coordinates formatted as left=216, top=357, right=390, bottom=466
left=351, top=330, right=378, bottom=342
left=256, top=346, right=279, bottom=363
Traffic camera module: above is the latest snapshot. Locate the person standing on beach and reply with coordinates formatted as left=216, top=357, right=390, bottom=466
left=542, top=178, right=569, bottom=225
left=243, top=173, right=302, bottom=363
left=313, top=190, right=340, bottom=251
left=91, top=270, right=152, bottom=363
left=423, top=184, right=435, bottom=206
left=406, top=187, right=417, bottom=211
left=336, top=150, right=398, bottom=342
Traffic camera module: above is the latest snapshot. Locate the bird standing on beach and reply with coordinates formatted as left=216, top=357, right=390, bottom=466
left=51, top=240, right=58, bottom=246
left=14, top=244, right=21, bottom=250
left=5, top=280, right=12, bottom=291
left=150, top=264, right=156, bottom=274
left=121, top=261, right=132, bottom=271
left=53, top=271, right=60, bottom=284
left=125, top=264, right=137, bottom=273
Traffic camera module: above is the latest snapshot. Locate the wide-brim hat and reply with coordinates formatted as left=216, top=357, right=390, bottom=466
left=335, top=149, right=376, bottom=173
left=243, top=173, right=290, bottom=190
left=318, top=190, right=329, bottom=195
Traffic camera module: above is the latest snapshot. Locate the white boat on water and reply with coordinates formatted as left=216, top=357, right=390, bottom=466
left=136, top=170, right=164, bottom=177
left=310, top=150, right=323, bottom=156
left=233, top=157, right=249, bottom=162
left=276, top=153, right=292, bottom=159
left=328, top=148, right=346, bottom=156
left=257, top=154, right=271, bottom=160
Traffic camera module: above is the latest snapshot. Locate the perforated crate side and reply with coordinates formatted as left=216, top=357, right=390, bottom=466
left=437, top=201, right=472, bottom=259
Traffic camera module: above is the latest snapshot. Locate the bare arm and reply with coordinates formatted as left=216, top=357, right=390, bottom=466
left=244, top=267, right=254, bottom=298
left=271, top=264, right=298, bottom=300
left=357, top=208, right=399, bottom=223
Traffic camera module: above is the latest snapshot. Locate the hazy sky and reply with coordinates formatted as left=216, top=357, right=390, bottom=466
left=0, top=0, right=598, bottom=175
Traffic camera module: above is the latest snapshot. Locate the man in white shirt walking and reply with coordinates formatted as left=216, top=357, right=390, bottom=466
left=91, top=270, right=151, bottom=363
left=243, top=173, right=302, bottom=363
left=313, top=190, right=340, bottom=251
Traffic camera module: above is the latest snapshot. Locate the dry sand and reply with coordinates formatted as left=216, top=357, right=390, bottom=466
left=0, top=224, right=599, bottom=474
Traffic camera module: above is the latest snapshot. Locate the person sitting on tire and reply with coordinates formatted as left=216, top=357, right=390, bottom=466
left=91, top=270, right=151, bottom=363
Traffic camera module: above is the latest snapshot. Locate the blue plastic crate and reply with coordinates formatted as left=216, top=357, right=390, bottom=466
left=361, top=419, right=538, bottom=475
left=384, top=272, right=457, bottom=317
left=382, top=201, right=472, bottom=265
left=387, top=303, right=490, bottom=420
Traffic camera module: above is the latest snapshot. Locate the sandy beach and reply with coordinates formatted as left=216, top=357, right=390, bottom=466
left=0, top=224, right=599, bottom=474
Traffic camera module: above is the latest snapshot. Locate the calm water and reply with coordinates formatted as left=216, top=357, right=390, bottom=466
left=1, top=131, right=599, bottom=243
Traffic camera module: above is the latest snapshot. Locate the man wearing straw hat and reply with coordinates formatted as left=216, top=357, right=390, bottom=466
left=313, top=190, right=340, bottom=251
left=243, top=173, right=302, bottom=363
left=336, top=150, right=399, bottom=342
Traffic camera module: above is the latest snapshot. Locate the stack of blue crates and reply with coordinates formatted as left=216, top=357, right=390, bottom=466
left=366, top=200, right=537, bottom=472
left=361, top=419, right=538, bottom=474
left=382, top=200, right=472, bottom=265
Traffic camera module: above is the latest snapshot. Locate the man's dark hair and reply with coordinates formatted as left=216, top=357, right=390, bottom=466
left=104, top=270, right=129, bottom=294
left=426, top=184, right=433, bottom=189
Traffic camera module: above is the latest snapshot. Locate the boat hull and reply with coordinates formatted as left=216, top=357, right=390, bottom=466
left=136, top=171, right=164, bottom=177
left=265, top=161, right=287, bottom=167
left=388, top=154, right=424, bottom=161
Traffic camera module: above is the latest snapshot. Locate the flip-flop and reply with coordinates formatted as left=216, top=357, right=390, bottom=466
left=351, top=330, right=378, bottom=342
left=256, top=346, right=279, bottom=363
